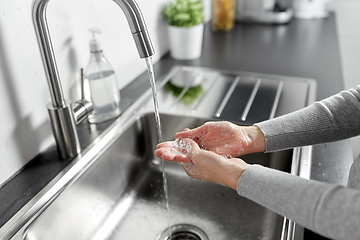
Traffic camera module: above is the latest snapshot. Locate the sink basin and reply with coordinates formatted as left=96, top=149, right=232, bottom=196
left=24, top=113, right=292, bottom=240
left=1, top=66, right=316, bottom=240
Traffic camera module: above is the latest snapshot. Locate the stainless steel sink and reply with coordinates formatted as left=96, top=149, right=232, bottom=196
left=1, top=66, right=316, bottom=240
left=23, top=113, right=292, bottom=240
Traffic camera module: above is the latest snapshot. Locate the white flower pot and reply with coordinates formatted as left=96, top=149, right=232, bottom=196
left=293, top=0, right=329, bottom=19
left=168, top=23, right=204, bottom=60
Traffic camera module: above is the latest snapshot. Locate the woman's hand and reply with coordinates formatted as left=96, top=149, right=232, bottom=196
left=174, top=121, right=265, bottom=158
left=154, top=138, right=249, bottom=190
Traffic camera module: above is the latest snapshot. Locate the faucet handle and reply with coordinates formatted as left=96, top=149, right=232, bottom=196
left=80, top=68, right=85, bottom=100
left=73, top=68, right=93, bottom=124
left=73, top=99, right=93, bottom=124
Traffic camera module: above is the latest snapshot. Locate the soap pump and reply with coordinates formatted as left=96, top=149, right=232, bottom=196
left=84, top=28, right=121, bottom=123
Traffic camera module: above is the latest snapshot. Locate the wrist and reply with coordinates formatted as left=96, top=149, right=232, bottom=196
left=241, top=125, right=266, bottom=154
left=225, top=159, right=250, bottom=190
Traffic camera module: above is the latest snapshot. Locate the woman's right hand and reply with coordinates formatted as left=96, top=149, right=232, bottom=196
left=175, top=121, right=266, bottom=158
left=154, top=138, right=249, bottom=190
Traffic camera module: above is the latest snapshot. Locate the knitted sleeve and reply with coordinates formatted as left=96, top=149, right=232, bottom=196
left=236, top=86, right=360, bottom=239
left=255, top=86, right=360, bottom=152
left=237, top=165, right=360, bottom=240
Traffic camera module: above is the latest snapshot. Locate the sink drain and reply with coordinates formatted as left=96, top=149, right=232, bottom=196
left=159, top=224, right=208, bottom=240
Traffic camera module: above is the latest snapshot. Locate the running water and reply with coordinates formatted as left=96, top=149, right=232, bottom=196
left=144, top=57, right=172, bottom=234
left=144, top=57, right=162, bottom=143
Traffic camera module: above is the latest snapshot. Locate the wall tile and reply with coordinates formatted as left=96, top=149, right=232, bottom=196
left=339, top=38, right=360, bottom=76
left=328, top=0, right=360, bottom=36
left=343, top=73, right=360, bottom=90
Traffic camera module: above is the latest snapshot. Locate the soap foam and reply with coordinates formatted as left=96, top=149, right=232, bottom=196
left=169, top=138, right=201, bottom=176
left=171, top=138, right=192, bottom=157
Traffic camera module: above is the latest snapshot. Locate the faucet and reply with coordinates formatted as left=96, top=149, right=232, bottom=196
left=31, top=0, right=155, bottom=159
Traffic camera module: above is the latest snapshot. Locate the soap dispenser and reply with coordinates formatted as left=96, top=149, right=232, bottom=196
left=84, top=28, right=121, bottom=123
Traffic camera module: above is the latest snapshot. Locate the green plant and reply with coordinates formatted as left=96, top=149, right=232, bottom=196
left=164, top=82, right=204, bottom=105
left=163, top=0, right=204, bottom=27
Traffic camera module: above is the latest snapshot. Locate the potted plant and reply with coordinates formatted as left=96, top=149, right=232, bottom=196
left=163, top=0, right=204, bottom=60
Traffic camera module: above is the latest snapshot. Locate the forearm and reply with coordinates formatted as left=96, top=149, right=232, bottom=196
left=255, top=86, right=360, bottom=152
left=237, top=165, right=360, bottom=240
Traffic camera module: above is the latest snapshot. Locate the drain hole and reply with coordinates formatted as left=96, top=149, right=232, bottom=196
left=168, top=231, right=200, bottom=240
left=159, top=224, right=208, bottom=240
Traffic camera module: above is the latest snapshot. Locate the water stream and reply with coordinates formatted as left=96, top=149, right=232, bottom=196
left=144, top=57, right=172, bottom=235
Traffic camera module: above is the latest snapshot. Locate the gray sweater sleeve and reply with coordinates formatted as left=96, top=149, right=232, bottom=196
left=236, top=86, right=360, bottom=240
left=237, top=165, right=360, bottom=240
left=255, top=86, right=360, bottom=152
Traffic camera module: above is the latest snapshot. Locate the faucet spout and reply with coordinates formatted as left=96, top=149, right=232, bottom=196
left=113, top=0, right=155, bottom=58
left=31, top=0, right=154, bottom=159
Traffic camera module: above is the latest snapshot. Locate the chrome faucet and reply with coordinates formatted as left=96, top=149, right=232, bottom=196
left=31, top=0, right=155, bottom=159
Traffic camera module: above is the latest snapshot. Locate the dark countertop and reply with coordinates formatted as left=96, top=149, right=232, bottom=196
left=0, top=13, right=352, bottom=240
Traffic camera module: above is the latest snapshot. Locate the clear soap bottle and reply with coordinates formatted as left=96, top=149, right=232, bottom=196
left=84, top=28, right=121, bottom=123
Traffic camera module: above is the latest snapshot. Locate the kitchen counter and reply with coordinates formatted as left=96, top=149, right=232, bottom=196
left=0, top=13, right=353, bottom=240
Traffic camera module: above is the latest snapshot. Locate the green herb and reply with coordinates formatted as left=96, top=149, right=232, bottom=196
left=165, top=81, right=204, bottom=105
left=163, top=0, right=204, bottom=27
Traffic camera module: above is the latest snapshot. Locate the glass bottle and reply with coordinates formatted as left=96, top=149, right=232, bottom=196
left=84, top=29, right=121, bottom=123
left=212, top=0, right=236, bottom=32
